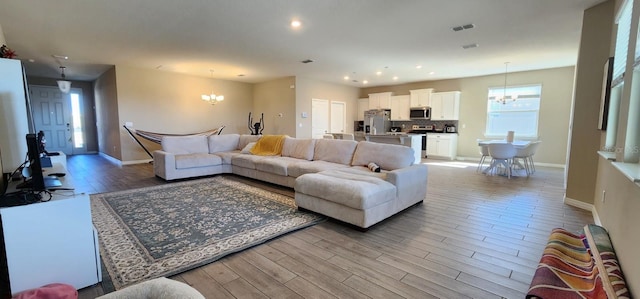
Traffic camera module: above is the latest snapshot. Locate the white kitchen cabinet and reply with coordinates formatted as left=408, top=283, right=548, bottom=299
left=426, top=133, right=458, bottom=160
left=368, top=92, right=392, bottom=109
left=430, top=91, right=461, bottom=120
left=390, top=95, right=410, bottom=121
left=357, top=98, right=368, bottom=121
left=409, top=88, right=433, bottom=107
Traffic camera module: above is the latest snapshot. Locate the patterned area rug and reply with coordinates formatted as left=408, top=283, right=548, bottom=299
left=91, top=176, right=324, bottom=291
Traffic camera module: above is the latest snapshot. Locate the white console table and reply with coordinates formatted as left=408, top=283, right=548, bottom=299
left=0, top=156, right=101, bottom=295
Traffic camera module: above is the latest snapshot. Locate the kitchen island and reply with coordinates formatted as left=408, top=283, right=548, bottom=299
left=365, top=134, right=423, bottom=164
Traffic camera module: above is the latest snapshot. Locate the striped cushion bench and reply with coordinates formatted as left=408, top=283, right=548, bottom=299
left=527, top=224, right=630, bottom=299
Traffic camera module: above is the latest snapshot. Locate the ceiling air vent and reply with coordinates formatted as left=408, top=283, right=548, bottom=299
left=452, top=23, right=475, bottom=32
left=462, top=43, right=479, bottom=49
left=301, top=59, right=314, bottom=64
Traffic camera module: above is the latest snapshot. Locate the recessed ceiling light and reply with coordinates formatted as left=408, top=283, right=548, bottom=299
left=393, top=76, right=398, bottom=80
left=376, top=71, right=382, bottom=76
left=291, top=20, right=301, bottom=28
left=52, top=54, right=68, bottom=60
left=429, top=71, right=435, bottom=75
left=28, top=59, right=35, bottom=63
left=416, top=65, right=423, bottom=69
left=363, top=80, right=369, bottom=84
left=343, top=76, right=349, bottom=80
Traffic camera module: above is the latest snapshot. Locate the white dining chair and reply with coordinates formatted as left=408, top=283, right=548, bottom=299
left=477, top=143, right=491, bottom=172
left=513, top=143, right=534, bottom=176
left=341, top=133, right=355, bottom=140
left=526, top=141, right=542, bottom=173
left=322, top=134, right=334, bottom=139
left=486, top=143, right=517, bottom=179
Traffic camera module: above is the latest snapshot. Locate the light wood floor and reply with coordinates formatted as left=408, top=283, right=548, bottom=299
left=70, top=155, right=593, bottom=299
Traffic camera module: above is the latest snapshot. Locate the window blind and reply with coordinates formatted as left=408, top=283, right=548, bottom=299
left=614, top=0, right=633, bottom=85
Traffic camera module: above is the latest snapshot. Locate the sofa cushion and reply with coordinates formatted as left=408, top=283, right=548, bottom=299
left=232, top=154, right=270, bottom=169
left=313, top=139, right=358, bottom=165
left=288, top=160, right=350, bottom=178
left=255, top=157, right=303, bottom=176
left=175, top=153, right=221, bottom=169
left=162, top=135, right=209, bottom=154
left=295, top=170, right=396, bottom=210
left=282, top=137, right=316, bottom=161
left=351, top=141, right=414, bottom=170
left=208, top=134, right=240, bottom=153
left=238, top=135, right=262, bottom=150
left=214, top=150, right=241, bottom=165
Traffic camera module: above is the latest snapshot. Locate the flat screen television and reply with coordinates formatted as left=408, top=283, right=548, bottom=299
left=17, top=134, right=61, bottom=191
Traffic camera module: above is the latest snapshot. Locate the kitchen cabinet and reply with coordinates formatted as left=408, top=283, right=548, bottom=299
left=357, top=98, right=368, bottom=121
left=426, top=133, right=458, bottom=160
left=430, top=91, right=461, bottom=120
left=390, top=95, right=410, bottom=121
left=409, top=88, right=433, bottom=107
left=368, top=92, right=392, bottom=109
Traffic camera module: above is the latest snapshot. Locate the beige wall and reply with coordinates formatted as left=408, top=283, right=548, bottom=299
left=26, top=76, right=99, bottom=153
left=253, top=77, right=296, bottom=136
left=113, top=66, right=253, bottom=162
left=94, top=67, right=121, bottom=160
left=587, top=0, right=640, bottom=294
left=295, top=77, right=360, bottom=139
left=566, top=1, right=615, bottom=204
left=362, top=67, right=575, bottom=165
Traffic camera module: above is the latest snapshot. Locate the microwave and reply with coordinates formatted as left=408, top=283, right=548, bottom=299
left=410, top=107, right=431, bottom=119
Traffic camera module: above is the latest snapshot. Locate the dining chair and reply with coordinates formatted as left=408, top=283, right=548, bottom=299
left=526, top=141, right=542, bottom=173
left=486, top=143, right=517, bottom=179
left=513, top=143, right=534, bottom=176
left=476, top=142, right=491, bottom=172
left=322, top=134, right=334, bottom=139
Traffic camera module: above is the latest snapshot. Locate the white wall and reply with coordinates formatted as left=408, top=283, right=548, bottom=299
left=0, top=58, right=30, bottom=173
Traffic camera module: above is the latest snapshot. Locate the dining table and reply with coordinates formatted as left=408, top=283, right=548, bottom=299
left=478, top=140, right=531, bottom=175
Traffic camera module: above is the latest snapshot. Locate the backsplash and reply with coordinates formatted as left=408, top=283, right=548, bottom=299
left=390, top=120, right=459, bottom=132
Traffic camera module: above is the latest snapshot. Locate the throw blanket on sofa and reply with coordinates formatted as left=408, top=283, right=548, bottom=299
left=250, top=135, right=287, bottom=156
left=527, top=224, right=630, bottom=299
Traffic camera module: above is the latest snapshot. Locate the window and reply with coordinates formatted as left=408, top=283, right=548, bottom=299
left=486, top=85, right=542, bottom=138
left=70, top=92, right=84, bottom=149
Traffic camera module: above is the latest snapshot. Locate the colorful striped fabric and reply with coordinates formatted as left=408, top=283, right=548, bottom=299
left=527, top=225, right=630, bottom=299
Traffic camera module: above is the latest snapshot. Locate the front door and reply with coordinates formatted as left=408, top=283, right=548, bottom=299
left=29, top=85, right=73, bottom=155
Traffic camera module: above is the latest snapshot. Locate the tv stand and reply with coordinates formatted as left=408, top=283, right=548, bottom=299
left=0, top=157, right=100, bottom=297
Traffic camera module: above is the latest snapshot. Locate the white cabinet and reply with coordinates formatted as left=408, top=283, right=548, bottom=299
left=390, top=95, right=410, bottom=121
left=357, top=98, right=368, bottom=121
left=368, top=92, right=392, bottom=109
left=410, top=88, right=433, bottom=107
left=426, top=133, right=458, bottom=160
left=430, top=91, right=461, bottom=120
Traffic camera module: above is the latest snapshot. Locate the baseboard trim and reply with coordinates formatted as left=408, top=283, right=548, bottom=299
left=456, top=156, right=565, bottom=169
left=591, top=206, right=602, bottom=226
left=563, top=196, right=593, bottom=211
left=564, top=195, right=601, bottom=225
left=99, top=152, right=122, bottom=166
left=122, top=159, right=153, bottom=165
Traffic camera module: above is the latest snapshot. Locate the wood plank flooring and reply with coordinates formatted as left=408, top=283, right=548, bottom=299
left=68, top=155, right=593, bottom=299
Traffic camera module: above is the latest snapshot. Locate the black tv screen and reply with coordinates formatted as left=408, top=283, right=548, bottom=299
left=25, top=133, right=45, bottom=191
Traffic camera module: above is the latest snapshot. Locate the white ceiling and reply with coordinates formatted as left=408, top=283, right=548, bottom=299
left=0, top=0, right=605, bottom=87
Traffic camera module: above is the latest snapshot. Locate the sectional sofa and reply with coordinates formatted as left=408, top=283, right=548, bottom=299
left=153, top=134, right=428, bottom=229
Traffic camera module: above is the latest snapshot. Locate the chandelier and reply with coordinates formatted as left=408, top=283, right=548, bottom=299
left=201, top=70, right=224, bottom=105
left=496, top=62, right=517, bottom=105
left=57, top=66, right=71, bottom=93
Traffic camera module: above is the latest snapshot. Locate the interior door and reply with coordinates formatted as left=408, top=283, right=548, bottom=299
left=29, top=86, right=73, bottom=155
left=330, top=101, right=346, bottom=133
left=311, top=99, right=329, bottom=139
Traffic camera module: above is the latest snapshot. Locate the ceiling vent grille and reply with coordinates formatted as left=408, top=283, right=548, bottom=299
left=452, top=23, right=475, bottom=32
left=462, top=43, right=479, bottom=49
left=301, top=59, right=314, bottom=63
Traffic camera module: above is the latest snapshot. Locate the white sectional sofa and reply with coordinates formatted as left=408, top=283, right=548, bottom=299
left=153, top=134, right=428, bottom=229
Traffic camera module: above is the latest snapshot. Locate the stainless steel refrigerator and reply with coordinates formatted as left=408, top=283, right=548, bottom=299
left=364, top=109, right=391, bottom=135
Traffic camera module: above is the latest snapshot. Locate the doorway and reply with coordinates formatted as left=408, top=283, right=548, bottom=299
left=311, top=99, right=329, bottom=139
left=29, top=85, right=87, bottom=155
